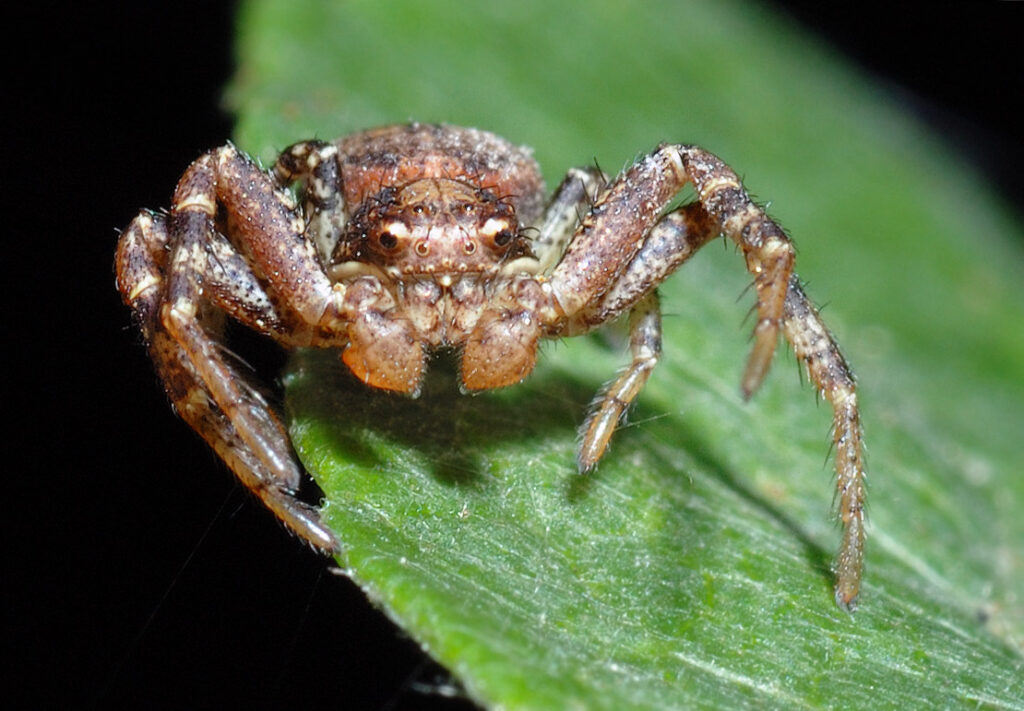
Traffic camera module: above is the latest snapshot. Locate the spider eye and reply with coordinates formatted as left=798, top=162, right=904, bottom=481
left=494, top=229, right=515, bottom=247
left=378, top=231, right=398, bottom=250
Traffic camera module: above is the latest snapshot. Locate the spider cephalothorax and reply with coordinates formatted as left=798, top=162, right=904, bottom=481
left=336, top=179, right=530, bottom=272
left=116, top=123, right=866, bottom=608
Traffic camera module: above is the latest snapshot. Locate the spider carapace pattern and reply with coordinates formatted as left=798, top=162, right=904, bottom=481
left=116, top=123, right=865, bottom=609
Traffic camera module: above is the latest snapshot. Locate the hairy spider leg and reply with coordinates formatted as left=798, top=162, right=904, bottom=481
left=674, top=146, right=795, bottom=396
left=675, top=145, right=865, bottom=608
left=574, top=204, right=719, bottom=471
left=546, top=145, right=865, bottom=608
left=273, top=140, right=348, bottom=265
left=575, top=291, right=662, bottom=471
left=532, top=166, right=606, bottom=274
left=782, top=278, right=865, bottom=610
left=116, top=149, right=342, bottom=551
left=546, top=151, right=724, bottom=467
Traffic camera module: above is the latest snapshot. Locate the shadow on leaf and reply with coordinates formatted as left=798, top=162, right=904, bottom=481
left=286, top=346, right=833, bottom=591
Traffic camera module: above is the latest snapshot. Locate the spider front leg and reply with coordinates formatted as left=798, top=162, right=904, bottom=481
left=676, top=145, right=866, bottom=607
left=273, top=140, right=347, bottom=265
left=548, top=145, right=865, bottom=608
left=532, top=165, right=605, bottom=274
left=549, top=153, right=725, bottom=468
left=116, top=146, right=342, bottom=552
left=573, top=204, right=720, bottom=471
left=782, top=278, right=865, bottom=609
left=576, top=291, right=661, bottom=471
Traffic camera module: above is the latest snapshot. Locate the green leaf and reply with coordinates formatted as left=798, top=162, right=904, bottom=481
left=231, top=0, right=1024, bottom=707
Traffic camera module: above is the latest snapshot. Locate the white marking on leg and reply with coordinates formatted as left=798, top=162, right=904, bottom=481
left=175, top=193, right=217, bottom=215
left=698, top=175, right=742, bottom=202
left=128, top=273, right=161, bottom=302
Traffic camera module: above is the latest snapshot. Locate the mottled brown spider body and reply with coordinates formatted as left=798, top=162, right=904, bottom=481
left=116, top=123, right=866, bottom=609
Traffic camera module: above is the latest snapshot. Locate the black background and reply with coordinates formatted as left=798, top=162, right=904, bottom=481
left=12, top=2, right=1022, bottom=709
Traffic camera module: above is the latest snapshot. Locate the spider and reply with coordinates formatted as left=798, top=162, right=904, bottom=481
left=116, top=123, right=865, bottom=609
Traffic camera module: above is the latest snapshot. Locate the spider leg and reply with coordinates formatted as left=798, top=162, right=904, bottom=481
left=197, top=145, right=337, bottom=327
left=547, top=153, right=722, bottom=466
left=550, top=145, right=794, bottom=396
left=673, top=146, right=796, bottom=397
left=672, top=146, right=866, bottom=607
left=116, top=149, right=342, bottom=552
left=782, top=278, right=864, bottom=610
left=574, top=204, right=718, bottom=471
left=577, top=291, right=661, bottom=472
left=201, top=225, right=342, bottom=348
left=116, top=210, right=169, bottom=342
left=162, top=236, right=338, bottom=550
left=274, top=140, right=347, bottom=265
left=576, top=204, right=719, bottom=327
left=532, top=166, right=605, bottom=273
left=546, top=145, right=865, bottom=608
